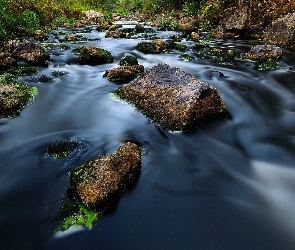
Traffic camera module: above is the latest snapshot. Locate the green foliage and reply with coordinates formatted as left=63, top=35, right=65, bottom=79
left=119, top=55, right=139, bottom=66
left=161, top=19, right=171, bottom=28
left=182, top=1, right=200, bottom=17
left=171, top=21, right=179, bottom=30
left=258, top=58, right=280, bottom=70
left=179, top=53, right=195, bottom=61
left=22, top=10, right=40, bottom=31
left=56, top=193, right=100, bottom=232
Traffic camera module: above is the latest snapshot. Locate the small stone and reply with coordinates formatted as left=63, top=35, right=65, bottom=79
left=103, top=65, right=144, bottom=82
left=245, top=45, right=283, bottom=61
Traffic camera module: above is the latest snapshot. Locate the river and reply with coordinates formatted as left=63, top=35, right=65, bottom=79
left=1, top=24, right=295, bottom=250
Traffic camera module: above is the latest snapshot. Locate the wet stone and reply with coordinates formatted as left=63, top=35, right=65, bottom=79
left=70, top=142, right=141, bottom=210
left=103, top=65, right=144, bottom=82
left=114, top=63, right=228, bottom=131
left=245, top=45, right=283, bottom=61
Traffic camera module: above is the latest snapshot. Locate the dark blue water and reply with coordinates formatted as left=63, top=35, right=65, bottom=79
left=1, top=25, right=295, bottom=250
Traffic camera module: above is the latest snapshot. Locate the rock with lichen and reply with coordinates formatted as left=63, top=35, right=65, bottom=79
left=245, top=45, right=283, bottom=61
left=103, top=65, right=144, bottom=82
left=72, top=46, right=113, bottom=65
left=70, top=142, right=141, bottom=210
left=135, top=40, right=165, bottom=54
left=114, top=63, right=228, bottom=131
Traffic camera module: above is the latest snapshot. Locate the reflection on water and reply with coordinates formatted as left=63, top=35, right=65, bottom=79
left=1, top=25, right=295, bottom=249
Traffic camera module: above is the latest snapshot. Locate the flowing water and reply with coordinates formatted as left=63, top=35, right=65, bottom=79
left=1, top=24, right=295, bottom=250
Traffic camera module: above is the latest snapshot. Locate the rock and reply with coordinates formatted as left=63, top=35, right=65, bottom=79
left=33, top=30, right=48, bottom=41
left=96, top=23, right=109, bottom=31
left=114, top=63, right=228, bottom=131
left=135, top=40, right=165, bottom=54
left=72, top=46, right=113, bottom=65
left=108, top=24, right=122, bottom=31
left=245, top=45, right=283, bottom=61
left=0, top=53, right=16, bottom=69
left=0, top=75, right=38, bottom=118
left=103, top=65, right=144, bottom=82
left=263, top=13, right=295, bottom=46
left=135, top=23, right=145, bottom=33
left=105, top=30, right=126, bottom=38
left=4, top=40, right=50, bottom=66
left=83, top=10, right=104, bottom=23
left=70, top=142, right=141, bottom=209
left=188, top=32, right=200, bottom=42
left=119, top=54, right=139, bottom=66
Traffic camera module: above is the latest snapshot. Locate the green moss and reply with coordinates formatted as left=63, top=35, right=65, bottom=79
left=175, top=44, right=187, bottom=52
left=3, top=65, right=37, bottom=76
left=55, top=190, right=101, bottom=232
left=179, top=53, right=195, bottom=61
left=119, top=55, right=139, bottom=66
left=258, top=58, right=280, bottom=70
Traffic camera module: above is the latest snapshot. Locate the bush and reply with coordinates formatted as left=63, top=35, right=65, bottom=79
left=22, top=10, right=40, bottom=31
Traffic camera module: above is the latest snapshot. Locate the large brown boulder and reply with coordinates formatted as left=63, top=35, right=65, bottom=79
left=70, top=142, right=141, bottom=210
left=263, top=13, right=295, bottom=46
left=114, top=63, right=228, bottom=131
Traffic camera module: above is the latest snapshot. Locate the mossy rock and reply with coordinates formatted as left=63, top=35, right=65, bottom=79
left=0, top=74, right=38, bottom=118
left=135, top=40, right=165, bottom=54
left=114, top=63, right=228, bottom=132
left=70, top=142, right=141, bottom=210
left=119, top=54, right=139, bottom=66
left=103, top=65, right=144, bottom=82
left=72, top=46, right=113, bottom=65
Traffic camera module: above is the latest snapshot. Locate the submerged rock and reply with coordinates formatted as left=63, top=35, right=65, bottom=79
left=114, top=63, right=228, bottom=131
left=103, top=65, right=144, bottom=82
left=70, top=142, right=141, bottom=210
left=72, top=46, right=113, bottom=65
left=46, top=139, right=88, bottom=168
left=245, top=45, right=283, bottom=61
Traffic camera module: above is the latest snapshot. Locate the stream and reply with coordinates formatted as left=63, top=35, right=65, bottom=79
left=1, top=24, right=295, bottom=250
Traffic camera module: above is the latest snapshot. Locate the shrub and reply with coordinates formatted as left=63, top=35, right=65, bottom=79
left=22, top=10, right=40, bottom=31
